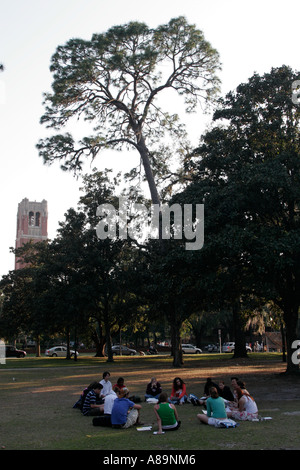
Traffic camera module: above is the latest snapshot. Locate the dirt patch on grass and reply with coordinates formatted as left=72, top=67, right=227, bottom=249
left=125, top=354, right=300, bottom=403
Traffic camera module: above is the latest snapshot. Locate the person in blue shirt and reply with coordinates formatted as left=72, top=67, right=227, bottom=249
left=111, top=387, right=142, bottom=428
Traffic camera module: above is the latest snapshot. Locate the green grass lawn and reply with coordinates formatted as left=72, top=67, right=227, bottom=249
left=0, top=353, right=299, bottom=453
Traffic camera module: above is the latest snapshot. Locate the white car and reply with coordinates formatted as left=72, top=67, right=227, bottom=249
left=111, top=345, right=137, bottom=356
left=182, top=344, right=202, bottom=354
left=222, top=342, right=252, bottom=353
left=45, top=346, right=79, bottom=357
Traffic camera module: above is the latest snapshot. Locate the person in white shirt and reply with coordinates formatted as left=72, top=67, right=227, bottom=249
left=228, top=387, right=258, bottom=421
left=104, top=390, right=118, bottom=414
left=100, top=371, right=112, bottom=398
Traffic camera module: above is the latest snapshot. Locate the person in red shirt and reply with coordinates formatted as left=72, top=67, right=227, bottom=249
left=113, top=377, right=126, bottom=391
left=169, top=377, right=187, bottom=405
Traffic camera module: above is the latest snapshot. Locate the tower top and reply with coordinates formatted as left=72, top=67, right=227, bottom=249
left=17, top=197, right=48, bottom=214
left=15, top=198, right=48, bottom=269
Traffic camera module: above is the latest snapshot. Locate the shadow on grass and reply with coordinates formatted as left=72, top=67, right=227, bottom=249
left=1, top=354, right=299, bottom=450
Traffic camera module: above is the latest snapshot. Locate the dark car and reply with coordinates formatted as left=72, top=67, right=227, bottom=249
left=207, top=344, right=219, bottom=353
left=5, top=345, right=27, bottom=358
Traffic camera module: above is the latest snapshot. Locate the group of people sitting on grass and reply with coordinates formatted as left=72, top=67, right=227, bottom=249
left=73, top=372, right=259, bottom=432
left=73, top=372, right=143, bottom=428
left=195, top=376, right=259, bottom=427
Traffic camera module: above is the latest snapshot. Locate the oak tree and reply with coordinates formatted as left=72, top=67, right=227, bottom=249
left=183, top=66, right=300, bottom=372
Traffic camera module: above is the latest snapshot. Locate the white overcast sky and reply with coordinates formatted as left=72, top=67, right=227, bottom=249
left=1, top=0, right=300, bottom=276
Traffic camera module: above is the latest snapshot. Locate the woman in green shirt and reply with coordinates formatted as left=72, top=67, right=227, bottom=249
left=197, top=386, right=227, bottom=426
left=154, top=392, right=181, bottom=433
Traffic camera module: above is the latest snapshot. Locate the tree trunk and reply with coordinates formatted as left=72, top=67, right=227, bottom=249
left=35, top=335, right=41, bottom=357
left=280, top=322, right=286, bottom=363
left=190, top=320, right=203, bottom=349
left=92, top=323, right=106, bottom=357
left=136, top=136, right=160, bottom=206
left=232, top=300, right=248, bottom=358
left=170, top=316, right=183, bottom=367
left=66, top=329, right=71, bottom=360
left=138, top=139, right=167, bottom=253
left=283, top=303, right=300, bottom=374
left=73, top=325, right=78, bottom=362
left=104, top=300, right=114, bottom=363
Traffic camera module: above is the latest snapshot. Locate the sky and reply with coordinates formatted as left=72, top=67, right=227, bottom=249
left=1, top=0, right=300, bottom=276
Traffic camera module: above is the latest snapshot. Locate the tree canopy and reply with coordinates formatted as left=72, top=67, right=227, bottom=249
left=37, top=16, right=221, bottom=205
left=178, top=65, right=300, bottom=372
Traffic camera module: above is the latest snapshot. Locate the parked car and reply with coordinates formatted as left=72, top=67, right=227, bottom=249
left=222, top=342, right=235, bottom=353
left=205, top=344, right=219, bottom=353
left=111, top=345, right=137, bottom=356
left=5, top=345, right=26, bottom=358
left=222, top=342, right=252, bottom=353
left=45, top=346, right=79, bottom=357
left=182, top=343, right=202, bottom=354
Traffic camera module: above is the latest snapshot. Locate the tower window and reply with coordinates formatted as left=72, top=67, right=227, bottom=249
left=29, top=211, right=35, bottom=226
left=35, top=212, right=40, bottom=227
left=28, top=211, right=40, bottom=227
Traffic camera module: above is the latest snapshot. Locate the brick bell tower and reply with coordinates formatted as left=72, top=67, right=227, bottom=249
left=15, top=198, right=48, bottom=270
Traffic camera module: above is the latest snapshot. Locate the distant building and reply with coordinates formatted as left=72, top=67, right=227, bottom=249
left=263, top=331, right=285, bottom=353
left=15, top=198, right=48, bottom=269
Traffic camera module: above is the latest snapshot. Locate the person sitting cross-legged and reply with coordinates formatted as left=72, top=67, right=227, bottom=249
left=111, top=387, right=142, bottom=429
left=154, top=392, right=181, bottom=434
left=92, top=388, right=118, bottom=427
left=197, top=386, right=227, bottom=426
left=169, top=377, right=187, bottom=405
left=82, top=382, right=105, bottom=416
left=227, top=387, right=258, bottom=421
left=145, top=377, right=162, bottom=400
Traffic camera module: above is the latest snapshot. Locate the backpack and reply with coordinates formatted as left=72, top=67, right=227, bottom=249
left=215, top=418, right=237, bottom=428
left=187, top=393, right=199, bottom=404
left=130, top=395, right=141, bottom=403
left=73, top=386, right=92, bottom=410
